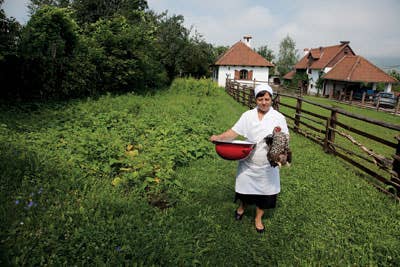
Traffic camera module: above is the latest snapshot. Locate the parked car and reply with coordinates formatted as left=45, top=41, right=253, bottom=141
left=373, top=92, right=397, bottom=108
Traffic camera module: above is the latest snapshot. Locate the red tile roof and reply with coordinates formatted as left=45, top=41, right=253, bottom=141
left=322, top=56, right=398, bottom=83
left=295, top=43, right=355, bottom=70
left=214, top=41, right=274, bottom=67
left=283, top=70, right=295, bottom=80
left=310, top=49, right=321, bottom=59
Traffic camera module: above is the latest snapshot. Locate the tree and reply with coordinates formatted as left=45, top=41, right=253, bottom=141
left=211, top=45, right=229, bottom=62
left=256, top=45, right=275, bottom=62
left=388, top=69, right=400, bottom=92
left=155, top=13, right=190, bottom=82
left=276, top=35, right=298, bottom=77
left=289, top=71, right=309, bottom=95
left=180, top=31, right=215, bottom=78
left=0, top=0, right=23, bottom=99
left=0, top=1, right=21, bottom=59
left=3, top=0, right=223, bottom=100
left=29, top=0, right=148, bottom=25
left=85, top=14, right=166, bottom=92
left=19, top=6, right=80, bottom=98
left=388, top=69, right=400, bottom=81
left=257, top=44, right=276, bottom=75
left=72, top=0, right=148, bottom=25
left=28, top=0, right=72, bottom=15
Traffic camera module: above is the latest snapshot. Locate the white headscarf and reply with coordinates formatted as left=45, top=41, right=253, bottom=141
left=254, top=84, right=273, bottom=97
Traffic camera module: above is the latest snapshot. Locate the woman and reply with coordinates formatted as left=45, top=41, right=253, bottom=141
left=210, top=84, right=289, bottom=233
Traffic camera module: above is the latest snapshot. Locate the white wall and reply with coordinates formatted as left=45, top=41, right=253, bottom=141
left=215, top=65, right=270, bottom=87
left=324, top=81, right=346, bottom=97
left=384, top=83, right=392, bottom=92
left=324, top=82, right=334, bottom=96
left=307, top=69, right=321, bottom=95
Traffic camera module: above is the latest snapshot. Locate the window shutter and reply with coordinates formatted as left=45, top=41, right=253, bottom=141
left=234, top=70, right=239, bottom=80
left=248, top=70, right=253, bottom=80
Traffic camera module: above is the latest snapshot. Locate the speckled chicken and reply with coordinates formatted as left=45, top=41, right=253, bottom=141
left=264, top=126, right=291, bottom=167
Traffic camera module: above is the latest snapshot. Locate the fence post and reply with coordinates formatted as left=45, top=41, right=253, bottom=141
left=294, top=97, right=303, bottom=133
left=249, top=88, right=254, bottom=108
left=376, top=95, right=381, bottom=111
left=361, top=92, right=366, bottom=106
left=274, top=94, right=280, bottom=111
left=230, top=80, right=233, bottom=96
left=323, top=118, right=331, bottom=152
left=324, top=109, right=338, bottom=153
left=241, top=85, right=246, bottom=105
left=339, top=89, right=344, bottom=101
left=392, top=136, right=400, bottom=184
left=298, top=84, right=303, bottom=98
left=349, top=90, right=353, bottom=103
left=234, top=82, right=238, bottom=101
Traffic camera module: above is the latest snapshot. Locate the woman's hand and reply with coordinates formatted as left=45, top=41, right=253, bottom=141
left=209, top=129, right=238, bottom=142
left=209, top=135, right=220, bottom=142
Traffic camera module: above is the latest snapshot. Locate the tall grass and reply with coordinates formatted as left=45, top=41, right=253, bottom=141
left=1, top=78, right=399, bottom=265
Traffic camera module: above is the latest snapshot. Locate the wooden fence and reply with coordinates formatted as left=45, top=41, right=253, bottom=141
left=331, top=90, right=400, bottom=114
left=225, top=79, right=400, bottom=200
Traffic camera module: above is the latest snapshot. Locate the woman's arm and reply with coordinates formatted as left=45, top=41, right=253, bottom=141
left=209, top=129, right=239, bottom=142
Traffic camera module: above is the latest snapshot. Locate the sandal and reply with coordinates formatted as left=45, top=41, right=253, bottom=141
left=255, top=225, right=265, bottom=233
left=255, top=220, right=265, bottom=233
left=234, top=210, right=244, bottom=220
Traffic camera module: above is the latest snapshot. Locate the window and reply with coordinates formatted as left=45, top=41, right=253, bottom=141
left=240, top=69, right=248, bottom=80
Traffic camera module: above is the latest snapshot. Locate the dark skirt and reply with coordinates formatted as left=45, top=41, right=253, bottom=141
left=234, top=192, right=278, bottom=209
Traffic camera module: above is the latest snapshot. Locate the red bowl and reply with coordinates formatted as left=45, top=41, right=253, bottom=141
left=213, top=140, right=256, bottom=160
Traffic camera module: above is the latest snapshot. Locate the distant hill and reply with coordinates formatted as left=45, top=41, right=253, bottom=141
left=367, top=57, right=400, bottom=72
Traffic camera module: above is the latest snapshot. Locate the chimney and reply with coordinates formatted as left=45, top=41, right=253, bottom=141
left=303, top=48, right=309, bottom=56
left=340, top=41, right=350, bottom=45
left=243, top=35, right=252, bottom=48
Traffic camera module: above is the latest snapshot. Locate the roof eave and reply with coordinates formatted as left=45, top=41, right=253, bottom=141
left=215, top=63, right=274, bottom=67
left=323, top=77, right=398, bottom=83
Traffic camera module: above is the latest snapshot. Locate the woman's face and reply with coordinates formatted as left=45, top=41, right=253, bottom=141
left=256, top=93, right=272, bottom=112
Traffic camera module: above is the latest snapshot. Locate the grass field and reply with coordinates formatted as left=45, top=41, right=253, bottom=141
left=276, top=93, right=400, bottom=190
left=1, top=78, right=400, bottom=265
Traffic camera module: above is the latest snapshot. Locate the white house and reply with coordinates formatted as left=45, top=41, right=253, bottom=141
left=212, top=36, right=274, bottom=87
left=284, top=41, right=398, bottom=96
left=286, top=41, right=356, bottom=95
left=322, top=55, right=398, bottom=96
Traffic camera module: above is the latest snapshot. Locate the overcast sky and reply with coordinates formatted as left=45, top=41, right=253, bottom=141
left=3, top=0, right=400, bottom=65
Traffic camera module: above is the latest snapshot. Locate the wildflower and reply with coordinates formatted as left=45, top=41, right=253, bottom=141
left=27, top=201, right=35, bottom=208
left=38, top=188, right=43, bottom=194
left=20, top=222, right=24, bottom=225
left=115, top=246, right=122, bottom=252
left=15, top=200, right=20, bottom=205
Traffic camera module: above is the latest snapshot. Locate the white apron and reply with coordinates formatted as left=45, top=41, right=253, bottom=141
left=232, top=107, right=288, bottom=195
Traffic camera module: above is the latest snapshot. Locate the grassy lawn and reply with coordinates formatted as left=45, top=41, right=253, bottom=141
left=1, top=78, right=399, bottom=265
left=277, top=93, right=399, bottom=188
left=172, top=134, right=400, bottom=265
